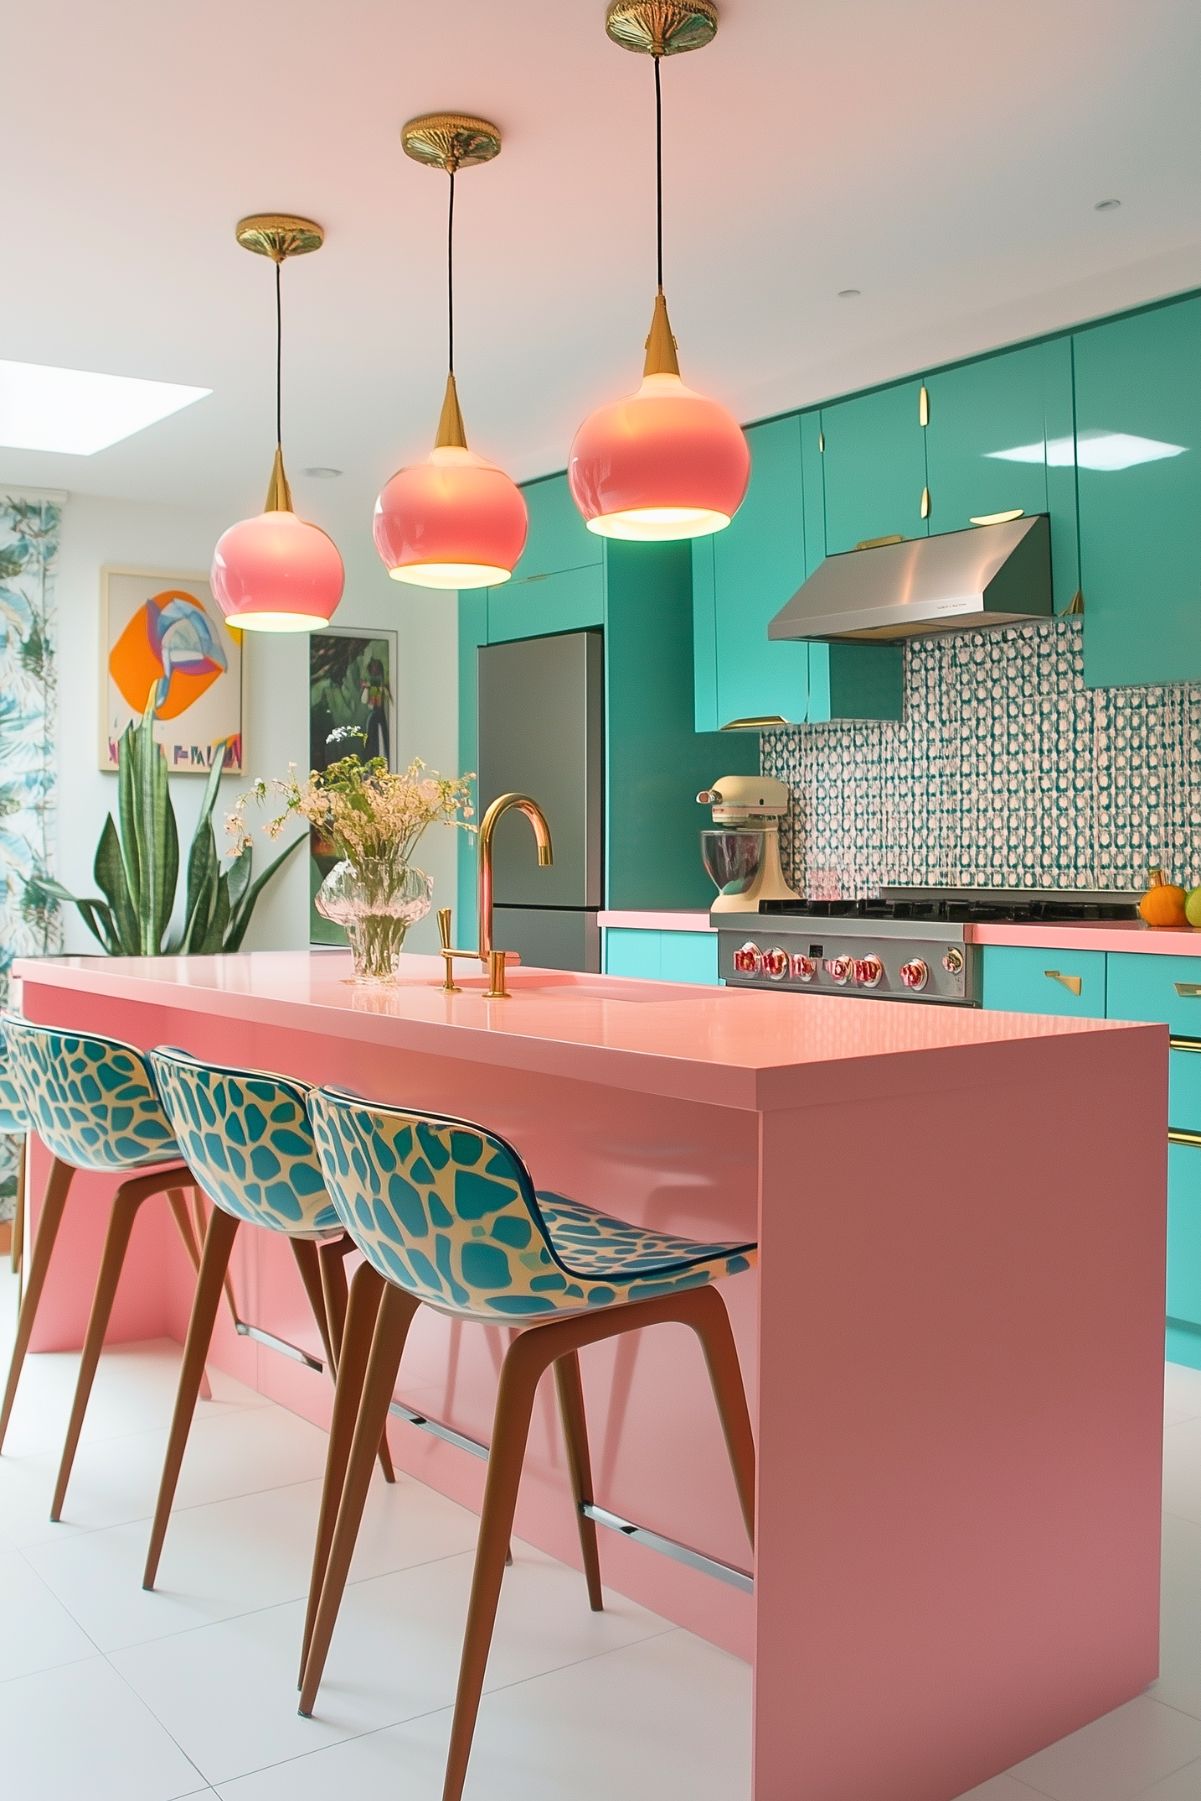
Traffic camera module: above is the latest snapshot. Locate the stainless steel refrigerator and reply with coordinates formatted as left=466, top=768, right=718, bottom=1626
left=477, top=630, right=604, bottom=972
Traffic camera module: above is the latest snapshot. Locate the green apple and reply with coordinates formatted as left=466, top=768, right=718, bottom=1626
left=1186, top=886, right=1201, bottom=929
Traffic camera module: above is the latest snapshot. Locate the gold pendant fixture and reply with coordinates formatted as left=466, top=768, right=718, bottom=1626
left=605, top=0, right=718, bottom=56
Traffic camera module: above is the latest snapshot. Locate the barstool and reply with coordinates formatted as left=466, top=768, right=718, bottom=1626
left=142, top=1048, right=394, bottom=1592
left=0, top=1022, right=31, bottom=1292
left=0, top=1015, right=210, bottom=1520
left=300, top=1089, right=757, bottom=1801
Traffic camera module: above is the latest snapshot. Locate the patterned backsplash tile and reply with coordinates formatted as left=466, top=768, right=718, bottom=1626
left=761, top=619, right=1201, bottom=898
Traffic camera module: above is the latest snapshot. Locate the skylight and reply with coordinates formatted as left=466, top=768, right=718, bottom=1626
left=986, top=429, right=1187, bottom=472
left=0, top=359, right=210, bottom=455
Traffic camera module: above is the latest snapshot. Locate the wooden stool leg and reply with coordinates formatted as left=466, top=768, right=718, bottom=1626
left=165, top=1187, right=213, bottom=1404
left=299, top=1260, right=385, bottom=1682
left=292, top=1238, right=337, bottom=1370
left=9, top=1136, right=25, bottom=1279
left=192, top=1189, right=238, bottom=1326
left=319, top=1239, right=394, bottom=1484
left=553, top=1350, right=603, bottom=1611
left=50, top=1177, right=155, bottom=1521
left=685, top=1286, right=756, bottom=1548
left=143, top=1207, right=241, bottom=1589
left=298, top=1283, right=419, bottom=1716
left=441, top=1329, right=550, bottom=1801
left=0, top=1155, right=73, bottom=1452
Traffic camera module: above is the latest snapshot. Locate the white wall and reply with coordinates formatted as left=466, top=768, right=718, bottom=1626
left=54, top=491, right=460, bottom=955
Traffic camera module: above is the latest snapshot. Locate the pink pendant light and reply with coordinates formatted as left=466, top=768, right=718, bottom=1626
left=211, top=215, right=344, bottom=633
left=569, top=2, right=749, bottom=542
left=374, top=114, right=527, bottom=590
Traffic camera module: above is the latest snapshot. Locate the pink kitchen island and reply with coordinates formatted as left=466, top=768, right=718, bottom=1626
left=14, top=950, right=1168, bottom=1801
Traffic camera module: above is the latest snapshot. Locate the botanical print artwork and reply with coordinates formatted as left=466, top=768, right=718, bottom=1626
left=101, top=567, right=244, bottom=774
left=762, top=618, right=1201, bottom=897
left=0, top=493, right=62, bottom=1224
left=307, top=629, right=398, bottom=944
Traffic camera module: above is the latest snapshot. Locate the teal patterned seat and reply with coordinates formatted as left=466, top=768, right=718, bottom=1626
left=0, top=1020, right=31, bottom=1137
left=307, top=1088, right=757, bottom=1320
left=149, top=1049, right=341, bottom=1237
left=3, top=1016, right=180, bottom=1171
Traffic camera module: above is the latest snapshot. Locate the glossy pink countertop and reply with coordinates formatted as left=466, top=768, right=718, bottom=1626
left=14, top=949, right=1147, bottom=1114
left=598, top=910, right=714, bottom=932
left=967, top=919, right=1201, bottom=955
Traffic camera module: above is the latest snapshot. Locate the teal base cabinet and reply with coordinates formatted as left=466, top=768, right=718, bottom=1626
left=979, top=945, right=1107, bottom=1018
left=603, top=928, right=718, bottom=985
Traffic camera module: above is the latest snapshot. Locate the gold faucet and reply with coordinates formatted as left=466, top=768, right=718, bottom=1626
left=438, top=792, right=553, bottom=998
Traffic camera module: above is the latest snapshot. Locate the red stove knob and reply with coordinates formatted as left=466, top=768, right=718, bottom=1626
left=763, top=948, right=789, bottom=981
left=900, top=958, right=930, bottom=991
left=791, top=953, right=817, bottom=983
left=854, top=956, right=884, bottom=989
left=825, top=956, right=852, bottom=985
left=734, top=942, right=764, bottom=976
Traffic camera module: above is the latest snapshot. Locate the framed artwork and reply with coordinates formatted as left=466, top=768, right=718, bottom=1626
left=100, top=566, right=244, bottom=774
left=308, top=626, right=398, bottom=944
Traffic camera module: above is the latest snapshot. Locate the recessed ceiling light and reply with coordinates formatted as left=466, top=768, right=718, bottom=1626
left=837, top=288, right=861, bottom=299
left=0, top=359, right=209, bottom=455
left=303, top=466, right=343, bottom=479
left=1094, top=197, right=1122, bottom=211
left=987, top=429, right=1184, bottom=471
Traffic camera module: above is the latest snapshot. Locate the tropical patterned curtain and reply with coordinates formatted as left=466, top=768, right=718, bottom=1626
left=0, top=493, right=61, bottom=1224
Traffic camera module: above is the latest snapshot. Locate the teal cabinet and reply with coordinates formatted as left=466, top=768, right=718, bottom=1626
left=486, top=564, right=604, bottom=643
left=1168, top=1144, right=1201, bottom=1333
left=511, top=473, right=601, bottom=581
left=980, top=945, right=1107, bottom=1017
left=693, top=413, right=903, bottom=731
left=1074, top=295, right=1201, bottom=688
left=924, top=339, right=1079, bottom=614
left=603, top=928, right=718, bottom=984
left=1105, top=950, right=1201, bottom=1040
left=819, top=381, right=929, bottom=554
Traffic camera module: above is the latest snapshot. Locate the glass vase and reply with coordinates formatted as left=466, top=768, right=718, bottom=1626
left=315, top=857, right=433, bottom=983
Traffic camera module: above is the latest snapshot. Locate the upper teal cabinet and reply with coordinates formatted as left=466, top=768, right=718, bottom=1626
left=511, top=473, right=601, bottom=581
left=819, top=381, right=929, bottom=553
left=486, top=564, right=604, bottom=644
left=1074, top=295, right=1201, bottom=689
left=694, top=413, right=903, bottom=731
left=696, top=415, right=811, bottom=730
left=923, top=339, right=1079, bottom=614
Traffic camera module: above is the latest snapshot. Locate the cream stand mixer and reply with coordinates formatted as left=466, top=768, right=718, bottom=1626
left=697, top=775, right=800, bottom=913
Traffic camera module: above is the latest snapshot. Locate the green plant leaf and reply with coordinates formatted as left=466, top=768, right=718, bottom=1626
left=116, top=713, right=143, bottom=927
left=198, top=874, right=231, bottom=953
left=134, top=698, right=173, bottom=954
left=180, top=821, right=220, bottom=953
left=26, top=876, right=118, bottom=954
left=93, top=814, right=139, bottom=952
left=223, top=835, right=305, bottom=951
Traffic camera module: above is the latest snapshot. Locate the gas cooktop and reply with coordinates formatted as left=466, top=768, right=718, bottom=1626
left=756, top=886, right=1142, bottom=926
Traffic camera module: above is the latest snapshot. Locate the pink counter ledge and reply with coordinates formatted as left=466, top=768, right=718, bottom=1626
left=969, top=918, right=1201, bottom=954
left=598, top=909, right=714, bottom=932
left=14, top=951, right=1167, bottom=1801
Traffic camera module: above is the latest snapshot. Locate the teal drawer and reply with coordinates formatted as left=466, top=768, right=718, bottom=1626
left=659, top=931, right=718, bottom=985
left=603, top=929, right=662, bottom=980
left=1106, top=950, right=1201, bottom=1037
left=1168, top=1139, right=1201, bottom=1329
left=1170, top=1045, right=1201, bottom=1129
left=980, top=945, right=1107, bottom=1017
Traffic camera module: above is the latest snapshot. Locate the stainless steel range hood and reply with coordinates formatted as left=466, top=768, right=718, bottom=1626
left=768, top=513, right=1053, bottom=643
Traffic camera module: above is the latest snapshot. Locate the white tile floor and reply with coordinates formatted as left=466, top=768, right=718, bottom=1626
left=3, top=1266, right=1201, bottom=1801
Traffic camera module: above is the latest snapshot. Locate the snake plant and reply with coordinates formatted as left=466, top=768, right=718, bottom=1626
left=33, top=701, right=303, bottom=955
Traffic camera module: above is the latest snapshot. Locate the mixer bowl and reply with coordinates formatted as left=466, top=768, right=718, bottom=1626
left=701, top=829, right=765, bottom=898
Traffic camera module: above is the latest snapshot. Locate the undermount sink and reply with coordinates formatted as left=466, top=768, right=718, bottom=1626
left=447, top=970, right=686, bottom=1004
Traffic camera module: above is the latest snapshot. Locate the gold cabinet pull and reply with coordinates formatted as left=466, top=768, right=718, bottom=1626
left=1175, top=983, right=1201, bottom=998
left=919, top=384, right=930, bottom=427
left=854, top=534, right=904, bottom=551
left=920, top=486, right=931, bottom=520
left=1170, top=1036, right=1201, bottom=1053
left=818, top=428, right=825, bottom=453
left=720, top=715, right=789, bottom=731
left=970, top=508, right=1025, bottom=526
left=1170, top=1129, right=1201, bottom=1148
left=1044, top=969, right=1083, bottom=997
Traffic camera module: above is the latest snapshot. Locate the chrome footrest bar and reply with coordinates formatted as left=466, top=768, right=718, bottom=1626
left=581, top=1503, right=754, bottom=1593
left=233, top=1319, right=324, bottom=1373
left=388, top=1398, right=490, bottom=1461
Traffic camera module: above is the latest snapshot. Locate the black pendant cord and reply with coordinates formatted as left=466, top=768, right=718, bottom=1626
left=654, top=52, right=664, bottom=293
left=447, top=167, right=457, bottom=376
left=274, top=256, right=283, bottom=450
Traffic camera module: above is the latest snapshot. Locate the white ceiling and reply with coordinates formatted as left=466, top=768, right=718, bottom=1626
left=4, top=0, right=1201, bottom=537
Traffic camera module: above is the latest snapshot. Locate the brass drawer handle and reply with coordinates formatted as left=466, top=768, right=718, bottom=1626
left=1176, top=983, right=1201, bottom=998
left=920, top=485, right=931, bottom=520
left=970, top=508, right=1025, bottom=527
left=1044, top=969, right=1083, bottom=997
left=720, top=715, right=789, bottom=731
left=1170, top=1129, right=1201, bottom=1148
left=854, top=534, right=904, bottom=552
left=919, top=384, right=930, bottom=427
left=1170, top=1037, right=1201, bottom=1053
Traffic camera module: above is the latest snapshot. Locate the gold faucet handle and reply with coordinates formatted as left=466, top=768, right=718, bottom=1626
left=437, top=907, right=453, bottom=952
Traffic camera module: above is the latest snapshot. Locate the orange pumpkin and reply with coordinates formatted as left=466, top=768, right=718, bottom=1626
left=1139, top=866, right=1188, bottom=928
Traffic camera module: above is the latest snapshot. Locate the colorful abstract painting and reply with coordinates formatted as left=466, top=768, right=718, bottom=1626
left=101, top=567, right=243, bottom=774
left=0, top=492, right=61, bottom=1224
left=308, top=627, right=398, bottom=944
